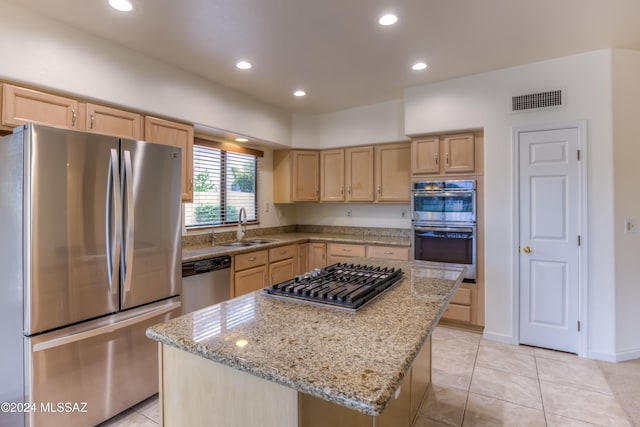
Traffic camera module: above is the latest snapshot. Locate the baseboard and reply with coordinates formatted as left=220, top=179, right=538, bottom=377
left=481, top=330, right=517, bottom=345
left=586, top=348, right=640, bottom=362
left=438, top=319, right=484, bottom=333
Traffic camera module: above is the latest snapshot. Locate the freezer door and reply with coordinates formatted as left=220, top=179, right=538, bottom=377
left=120, top=139, right=182, bottom=310
left=26, top=125, right=120, bottom=335
left=26, top=298, right=180, bottom=427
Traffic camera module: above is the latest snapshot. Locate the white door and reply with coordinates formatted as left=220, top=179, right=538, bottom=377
left=519, top=126, right=580, bottom=353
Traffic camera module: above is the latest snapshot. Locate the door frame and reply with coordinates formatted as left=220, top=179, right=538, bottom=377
left=512, top=120, right=589, bottom=356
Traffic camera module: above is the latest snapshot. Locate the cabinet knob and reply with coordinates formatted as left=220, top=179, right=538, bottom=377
left=249, top=256, right=256, bottom=261
left=71, top=109, right=77, bottom=126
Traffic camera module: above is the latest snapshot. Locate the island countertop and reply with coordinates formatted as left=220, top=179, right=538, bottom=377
left=146, top=259, right=464, bottom=416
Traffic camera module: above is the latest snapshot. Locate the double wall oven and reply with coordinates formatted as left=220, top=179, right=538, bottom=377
left=412, top=180, right=477, bottom=282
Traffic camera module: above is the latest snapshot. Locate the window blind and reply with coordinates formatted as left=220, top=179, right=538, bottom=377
left=184, top=144, right=258, bottom=227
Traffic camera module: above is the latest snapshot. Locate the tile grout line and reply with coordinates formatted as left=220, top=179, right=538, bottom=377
left=459, top=334, right=482, bottom=427
left=532, top=349, right=549, bottom=426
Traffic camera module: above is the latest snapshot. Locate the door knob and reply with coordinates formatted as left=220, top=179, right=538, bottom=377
left=523, top=246, right=532, bottom=254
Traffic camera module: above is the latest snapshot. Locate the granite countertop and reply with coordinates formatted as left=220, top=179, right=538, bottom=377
left=182, top=232, right=410, bottom=263
left=147, top=259, right=464, bottom=416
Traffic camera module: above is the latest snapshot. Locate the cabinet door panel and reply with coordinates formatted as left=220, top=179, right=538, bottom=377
left=320, top=149, right=345, bottom=202
left=375, top=143, right=410, bottom=202
left=411, top=137, right=439, bottom=174
left=345, top=146, right=374, bottom=202
left=297, top=243, right=309, bottom=274
left=443, top=133, right=475, bottom=173
left=234, top=266, right=267, bottom=297
left=86, top=103, right=142, bottom=139
left=2, top=83, right=80, bottom=130
left=144, top=116, right=194, bottom=202
left=269, top=258, right=296, bottom=285
left=292, top=151, right=319, bottom=201
left=308, top=243, right=327, bottom=270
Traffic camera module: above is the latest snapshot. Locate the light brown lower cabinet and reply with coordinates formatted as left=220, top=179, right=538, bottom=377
left=308, top=242, right=327, bottom=270
left=366, top=245, right=410, bottom=261
left=326, top=243, right=365, bottom=264
left=233, top=250, right=268, bottom=297
left=441, top=286, right=473, bottom=323
left=269, top=244, right=297, bottom=285
left=159, top=337, right=431, bottom=427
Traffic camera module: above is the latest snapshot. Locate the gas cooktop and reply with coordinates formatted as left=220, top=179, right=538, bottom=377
left=262, top=263, right=404, bottom=312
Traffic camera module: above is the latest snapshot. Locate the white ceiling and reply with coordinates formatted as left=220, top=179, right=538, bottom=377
left=8, top=0, right=640, bottom=114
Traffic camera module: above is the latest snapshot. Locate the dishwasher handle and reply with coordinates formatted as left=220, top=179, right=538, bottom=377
left=182, top=255, right=231, bottom=277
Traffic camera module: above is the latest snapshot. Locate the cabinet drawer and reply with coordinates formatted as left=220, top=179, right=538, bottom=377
left=450, top=288, right=472, bottom=306
left=327, top=243, right=365, bottom=258
left=234, top=250, right=268, bottom=271
left=442, top=304, right=472, bottom=323
left=269, top=244, right=296, bottom=262
left=234, top=266, right=267, bottom=297
left=365, top=245, right=409, bottom=261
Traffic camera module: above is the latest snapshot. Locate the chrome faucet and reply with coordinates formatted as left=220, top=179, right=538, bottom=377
left=237, top=207, right=247, bottom=241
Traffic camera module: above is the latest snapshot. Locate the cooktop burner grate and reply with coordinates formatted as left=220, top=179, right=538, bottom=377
left=262, top=263, right=404, bottom=312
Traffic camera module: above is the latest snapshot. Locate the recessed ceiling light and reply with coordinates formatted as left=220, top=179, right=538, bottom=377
left=378, top=14, right=398, bottom=26
left=293, top=90, right=306, bottom=97
left=235, top=137, right=248, bottom=142
left=236, top=61, right=252, bottom=70
left=109, top=0, right=133, bottom=12
left=412, top=62, right=428, bottom=71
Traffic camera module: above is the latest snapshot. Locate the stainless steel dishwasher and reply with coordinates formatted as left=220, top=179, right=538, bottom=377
left=181, top=255, right=232, bottom=314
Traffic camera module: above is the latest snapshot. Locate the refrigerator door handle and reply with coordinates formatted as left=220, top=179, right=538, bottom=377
left=106, top=148, right=122, bottom=295
left=32, top=301, right=181, bottom=353
left=123, top=149, right=135, bottom=292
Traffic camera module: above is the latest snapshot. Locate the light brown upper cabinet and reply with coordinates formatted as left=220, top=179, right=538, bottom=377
left=144, top=116, right=195, bottom=202
left=412, top=133, right=475, bottom=175
left=374, top=142, right=411, bottom=202
left=345, top=146, right=374, bottom=202
left=2, top=83, right=81, bottom=130
left=274, top=150, right=319, bottom=203
left=86, top=103, right=142, bottom=139
left=320, top=149, right=345, bottom=202
left=320, top=146, right=374, bottom=203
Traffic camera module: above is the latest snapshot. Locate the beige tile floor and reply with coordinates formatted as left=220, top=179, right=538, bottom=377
left=99, top=326, right=640, bottom=426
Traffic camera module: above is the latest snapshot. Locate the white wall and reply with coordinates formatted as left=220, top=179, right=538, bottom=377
left=292, top=99, right=406, bottom=149
left=405, top=50, right=619, bottom=360
left=295, top=203, right=411, bottom=228
left=612, top=49, right=640, bottom=360
left=0, top=0, right=291, bottom=145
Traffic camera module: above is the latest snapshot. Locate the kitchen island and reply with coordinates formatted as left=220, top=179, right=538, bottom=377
left=146, top=260, right=465, bottom=427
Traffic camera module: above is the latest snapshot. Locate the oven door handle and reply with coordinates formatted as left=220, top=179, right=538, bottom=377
left=413, top=190, right=475, bottom=197
left=414, top=225, right=474, bottom=233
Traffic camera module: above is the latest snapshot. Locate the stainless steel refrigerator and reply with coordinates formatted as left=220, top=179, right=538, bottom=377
left=0, top=124, right=182, bottom=427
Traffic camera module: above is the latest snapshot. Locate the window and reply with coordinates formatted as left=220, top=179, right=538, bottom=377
left=184, top=139, right=261, bottom=228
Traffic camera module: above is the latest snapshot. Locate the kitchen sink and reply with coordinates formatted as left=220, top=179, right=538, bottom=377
left=218, top=239, right=278, bottom=247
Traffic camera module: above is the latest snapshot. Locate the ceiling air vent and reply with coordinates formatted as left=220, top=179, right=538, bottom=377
left=511, top=89, right=563, bottom=112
